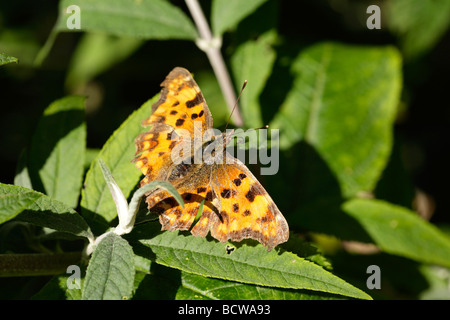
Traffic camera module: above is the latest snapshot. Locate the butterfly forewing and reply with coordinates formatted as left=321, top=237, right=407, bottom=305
left=143, top=67, right=213, bottom=136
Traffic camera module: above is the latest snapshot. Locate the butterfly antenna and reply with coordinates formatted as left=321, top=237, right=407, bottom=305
left=225, top=80, right=247, bottom=131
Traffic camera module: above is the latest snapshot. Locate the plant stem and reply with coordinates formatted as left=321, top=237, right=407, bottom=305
left=0, top=252, right=82, bottom=277
left=34, top=27, right=58, bottom=67
left=185, top=0, right=243, bottom=127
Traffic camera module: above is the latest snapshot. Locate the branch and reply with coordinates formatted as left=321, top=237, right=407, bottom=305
left=184, top=0, right=243, bottom=127
left=0, top=252, right=82, bottom=277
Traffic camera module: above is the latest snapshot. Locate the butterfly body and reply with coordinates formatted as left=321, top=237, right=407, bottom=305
left=133, top=67, right=289, bottom=251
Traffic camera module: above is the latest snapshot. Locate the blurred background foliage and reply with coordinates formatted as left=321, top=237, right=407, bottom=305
left=1, top=0, right=450, bottom=299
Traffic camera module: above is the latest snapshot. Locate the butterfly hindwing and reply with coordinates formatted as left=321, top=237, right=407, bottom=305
left=147, top=162, right=217, bottom=234
left=208, top=158, right=289, bottom=251
left=145, top=156, right=289, bottom=251
left=134, top=67, right=289, bottom=251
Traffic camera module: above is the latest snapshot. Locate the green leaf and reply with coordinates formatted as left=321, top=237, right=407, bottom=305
left=387, top=0, right=450, bottom=60
left=0, top=30, right=40, bottom=66
left=212, top=0, right=268, bottom=35
left=82, top=232, right=135, bottom=300
left=281, top=233, right=333, bottom=271
left=65, top=33, right=143, bottom=90
left=0, top=183, right=94, bottom=241
left=14, top=149, right=33, bottom=189
left=28, top=96, right=86, bottom=208
left=0, top=52, right=18, bottom=65
left=132, top=264, right=181, bottom=299
left=231, top=34, right=276, bottom=128
left=0, top=184, right=41, bottom=224
left=33, top=274, right=82, bottom=300
left=176, top=272, right=343, bottom=300
left=81, top=96, right=155, bottom=232
left=129, top=223, right=371, bottom=300
left=56, top=0, right=197, bottom=40
left=343, top=199, right=450, bottom=268
left=271, top=42, right=402, bottom=197
left=418, top=264, right=450, bottom=300
left=133, top=263, right=343, bottom=300
left=84, top=148, right=100, bottom=172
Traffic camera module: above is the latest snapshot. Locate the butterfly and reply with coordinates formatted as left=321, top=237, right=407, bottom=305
left=133, top=67, right=289, bottom=251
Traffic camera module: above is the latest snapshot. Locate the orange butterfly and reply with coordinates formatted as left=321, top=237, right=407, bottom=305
left=133, top=67, right=289, bottom=251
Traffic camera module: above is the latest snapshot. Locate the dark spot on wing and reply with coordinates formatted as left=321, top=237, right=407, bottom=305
left=186, top=92, right=203, bottom=108
left=206, top=191, right=214, bottom=202
left=197, top=187, right=207, bottom=193
left=245, top=184, right=262, bottom=202
left=221, top=189, right=232, bottom=199
left=232, top=178, right=241, bottom=186
left=175, top=118, right=185, bottom=127
left=219, top=211, right=229, bottom=223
